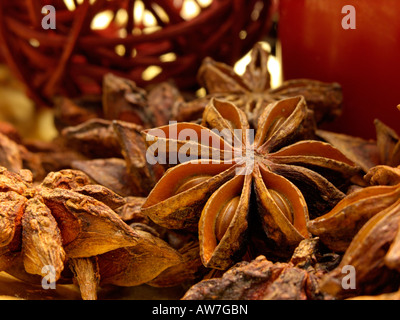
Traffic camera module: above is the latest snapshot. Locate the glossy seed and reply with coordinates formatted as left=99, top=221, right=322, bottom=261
left=215, top=196, right=240, bottom=241
left=174, top=175, right=211, bottom=195
left=269, top=189, right=293, bottom=223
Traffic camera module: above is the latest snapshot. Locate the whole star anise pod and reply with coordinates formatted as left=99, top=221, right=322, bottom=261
left=175, top=43, right=343, bottom=127
left=141, top=97, right=360, bottom=270
left=0, top=167, right=181, bottom=299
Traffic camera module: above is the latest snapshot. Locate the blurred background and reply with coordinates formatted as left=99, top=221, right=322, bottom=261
left=0, top=0, right=399, bottom=142
left=0, top=0, right=277, bottom=141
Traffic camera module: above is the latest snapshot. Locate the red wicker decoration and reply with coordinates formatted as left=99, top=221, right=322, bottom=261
left=0, top=0, right=274, bottom=107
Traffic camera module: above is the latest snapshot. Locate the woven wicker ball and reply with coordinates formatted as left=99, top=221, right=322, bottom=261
left=0, top=0, right=274, bottom=107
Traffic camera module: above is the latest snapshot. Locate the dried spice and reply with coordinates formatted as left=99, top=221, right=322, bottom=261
left=0, top=121, right=22, bottom=144
left=114, top=197, right=208, bottom=288
left=141, top=97, right=360, bottom=270
left=63, top=118, right=164, bottom=197
left=2, top=36, right=399, bottom=300
left=0, top=132, right=22, bottom=173
left=53, top=96, right=102, bottom=132
left=348, top=289, right=400, bottom=300
left=0, top=131, right=47, bottom=181
left=51, top=75, right=181, bottom=194
left=364, top=164, right=400, bottom=186
left=308, top=183, right=400, bottom=252
left=305, top=143, right=400, bottom=299
left=182, top=238, right=336, bottom=300
left=0, top=167, right=182, bottom=299
left=308, top=116, right=400, bottom=253
left=112, top=120, right=165, bottom=196
left=147, top=241, right=207, bottom=288
left=183, top=256, right=313, bottom=300
left=175, top=43, right=343, bottom=126
left=316, top=129, right=380, bottom=173
left=96, top=227, right=183, bottom=287
left=316, top=106, right=400, bottom=173
left=71, top=158, right=132, bottom=197
left=54, top=74, right=182, bottom=131
left=114, top=196, right=147, bottom=223
left=103, top=73, right=182, bottom=128
left=61, top=118, right=122, bottom=159
left=319, top=197, right=400, bottom=299
left=22, top=138, right=87, bottom=178
left=375, top=118, right=400, bottom=167
left=68, top=257, right=100, bottom=301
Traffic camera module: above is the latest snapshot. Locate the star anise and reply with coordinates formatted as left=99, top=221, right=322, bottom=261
left=53, top=95, right=103, bottom=132
left=308, top=177, right=400, bottom=253
left=0, top=167, right=182, bottom=299
left=316, top=129, right=380, bottom=174
left=365, top=164, right=400, bottom=186
left=309, top=108, right=400, bottom=253
left=61, top=118, right=123, bottom=160
left=318, top=193, right=400, bottom=299
left=46, top=74, right=182, bottom=190
left=140, top=97, right=360, bottom=270
left=375, top=112, right=400, bottom=167
left=64, top=119, right=164, bottom=197
left=55, top=73, right=183, bottom=132
left=175, top=43, right=343, bottom=127
left=309, top=113, right=400, bottom=298
left=0, top=127, right=47, bottom=181
left=102, top=73, right=183, bottom=128
left=308, top=145, right=400, bottom=253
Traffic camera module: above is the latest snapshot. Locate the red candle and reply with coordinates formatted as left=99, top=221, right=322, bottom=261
left=278, top=0, right=400, bottom=139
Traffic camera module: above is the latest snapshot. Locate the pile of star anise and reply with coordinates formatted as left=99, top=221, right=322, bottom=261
left=1, top=43, right=400, bottom=300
